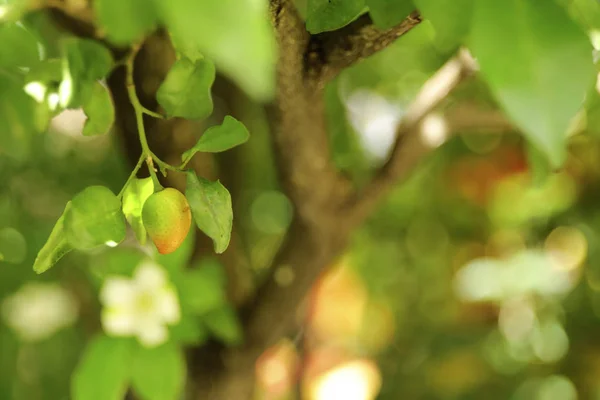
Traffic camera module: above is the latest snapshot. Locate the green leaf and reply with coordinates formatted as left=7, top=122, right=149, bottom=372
left=60, top=38, right=113, bottom=108
left=469, top=0, right=595, bottom=168
left=64, top=38, right=113, bottom=81
left=158, top=0, right=276, bottom=101
left=25, top=58, right=63, bottom=84
left=306, top=0, right=365, bottom=33
left=0, top=22, right=40, bottom=69
left=156, top=56, right=215, bottom=119
left=82, top=81, right=115, bottom=136
left=0, top=227, right=27, bottom=264
left=71, top=335, right=133, bottom=400
left=122, top=177, right=154, bottom=245
left=204, top=305, right=243, bottom=346
left=527, top=143, right=552, bottom=187
left=33, top=202, right=73, bottom=274
left=65, top=186, right=126, bottom=250
left=0, top=73, right=37, bottom=161
left=176, top=262, right=226, bottom=315
left=131, top=343, right=185, bottom=400
left=185, top=171, right=232, bottom=254
left=413, top=0, right=473, bottom=52
left=95, top=0, right=159, bottom=45
left=182, top=116, right=249, bottom=162
left=367, top=0, right=414, bottom=30
left=170, top=316, right=208, bottom=345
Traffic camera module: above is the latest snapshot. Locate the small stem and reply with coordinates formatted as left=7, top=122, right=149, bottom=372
left=117, top=154, right=146, bottom=199
left=146, top=156, right=164, bottom=190
left=141, top=107, right=164, bottom=119
left=179, top=155, right=193, bottom=170
left=124, top=44, right=180, bottom=182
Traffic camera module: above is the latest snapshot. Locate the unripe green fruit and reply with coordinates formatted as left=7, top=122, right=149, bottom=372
left=142, top=188, right=192, bottom=255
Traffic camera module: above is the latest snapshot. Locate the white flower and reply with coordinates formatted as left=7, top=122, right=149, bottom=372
left=2, top=282, right=78, bottom=342
left=100, top=261, right=180, bottom=348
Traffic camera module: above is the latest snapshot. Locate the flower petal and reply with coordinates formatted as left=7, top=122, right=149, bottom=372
left=101, top=307, right=136, bottom=336
left=100, top=278, right=136, bottom=307
left=134, top=262, right=167, bottom=291
left=136, top=322, right=168, bottom=347
left=158, top=286, right=181, bottom=325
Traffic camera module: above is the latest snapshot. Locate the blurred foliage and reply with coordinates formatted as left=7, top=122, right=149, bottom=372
left=2, top=0, right=600, bottom=399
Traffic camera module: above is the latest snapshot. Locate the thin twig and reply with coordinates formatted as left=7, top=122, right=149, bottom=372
left=307, top=12, right=423, bottom=85
left=346, top=49, right=478, bottom=221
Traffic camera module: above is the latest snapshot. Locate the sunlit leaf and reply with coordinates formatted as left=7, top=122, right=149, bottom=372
left=181, top=116, right=249, bottom=162
left=0, top=22, right=40, bottom=69
left=158, top=0, right=276, bottom=101
left=414, top=0, right=473, bottom=52
left=156, top=56, right=215, bottom=119
left=185, top=171, right=232, bottom=254
left=65, top=186, right=126, bottom=250
left=82, top=81, right=115, bottom=136
left=25, top=58, right=63, bottom=84
left=33, top=202, right=73, bottom=274
left=0, top=227, right=26, bottom=264
left=95, top=0, right=159, bottom=45
left=366, top=0, right=414, bottom=30
left=122, top=177, right=154, bottom=245
left=306, top=0, right=365, bottom=33
left=131, top=343, right=185, bottom=400
left=71, top=335, right=132, bottom=400
left=60, top=38, right=113, bottom=108
left=470, top=0, right=595, bottom=167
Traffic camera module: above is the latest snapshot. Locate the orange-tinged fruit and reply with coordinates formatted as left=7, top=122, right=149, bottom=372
left=142, top=188, right=192, bottom=254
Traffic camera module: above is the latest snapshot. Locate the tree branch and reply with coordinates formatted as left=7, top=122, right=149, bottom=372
left=346, top=50, right=479, bottom=221
left=266, top=0, right=354, bottom=228
left=307, top=11, right=423, bottom=85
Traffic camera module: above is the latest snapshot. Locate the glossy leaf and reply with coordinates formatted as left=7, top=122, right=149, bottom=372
left=71, top=335, right=132, bottom=400
left=82, top=82, right=115, bottom=136
left=60, top=38, right=113, bottom=108
left=65, top=186, right=126, bottom=250
left=181, top=116, right=249, bottom=162
left=0, top=227, right=26, bottom=264
left=367, top=0, right=414, bottom=30
left=158, top=0, right=276, bottom=101
left=185, top=171, right=232, bottom=254
left=0, top=22, right=40, bottom=69
left=414, top=0, right=473, bottom=52
left=95, top=0, right=159, bottom=45
left=131, top=343, right=185, bottom=400
left=156, top=56, right=215, bottom=119
left=122, top=177, right=154, bottom=245
left=306, top=0, right=365, bottom=33
left=33, top=202, right=73, bottom=274
left=204, top=305, right=243, bottom=346
left=470, top=0, right=595, bottom=167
